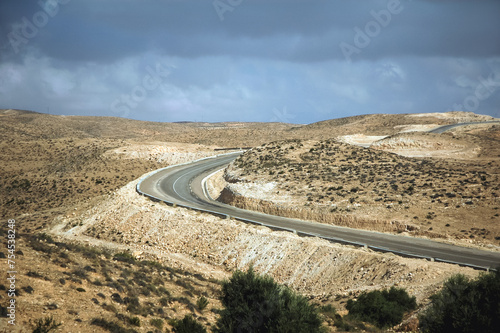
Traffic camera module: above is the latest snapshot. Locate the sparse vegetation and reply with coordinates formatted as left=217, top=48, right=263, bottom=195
left=113, top=251, right=136, bottom=263
left=224, top=135, right=500, bottom=244
left=91, top=318, right=137, bottom=333
left=150, top=317, right=163, bottom=330
left=30, top=316, right=61, bottom=333
left=15, top=225, right=223, bottom=332
left=128, top=316, right=141, bottom=327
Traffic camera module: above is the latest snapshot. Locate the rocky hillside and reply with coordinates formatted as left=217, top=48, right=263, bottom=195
left=222, top=138, right=500, bottom=246
left=1, top=109, right=497, bottom=331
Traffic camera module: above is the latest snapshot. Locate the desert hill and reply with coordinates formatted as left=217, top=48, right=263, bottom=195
left=2, top=108, right=498, bottom=234
left=218, top=120, right=500, bottom=247
left=290, top=111, right=497, bottom=138
left=0, top=109, right=296, bottom=145
left=369, top=122, right=500, bottom=159
left=0, top=109, right=498, bottom=331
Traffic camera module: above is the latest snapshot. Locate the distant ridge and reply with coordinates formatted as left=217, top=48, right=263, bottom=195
left=0, top=109, right=41, bottom=116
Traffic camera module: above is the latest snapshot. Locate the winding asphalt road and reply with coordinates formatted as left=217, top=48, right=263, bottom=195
left=137, top=152, right=500, bottom=270
left=429, top=120, right=500, bottom=133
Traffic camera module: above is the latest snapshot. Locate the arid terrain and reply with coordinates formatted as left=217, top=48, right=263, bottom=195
left=1, top=109, right=499, bottom=332
left=220, top=128, right=500, bottom=248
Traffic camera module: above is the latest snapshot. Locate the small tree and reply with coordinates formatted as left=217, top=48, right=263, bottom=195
left=214, top=266, right=324, bottom=333
left=419, top=271, right=500, bottom=333
left=346, top=286, right=416, bottom=328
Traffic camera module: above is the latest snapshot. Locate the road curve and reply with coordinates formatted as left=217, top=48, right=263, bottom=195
left=429, top=120, right=500, bottom=134
left=137, top=152, right=500, bottom=270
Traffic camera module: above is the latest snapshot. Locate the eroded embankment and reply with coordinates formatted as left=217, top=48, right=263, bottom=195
left=52, top=176, right=479, bottom=304
left=218, top=185, right=422, bottom=233
left=212, top=168, right=423, bottom=235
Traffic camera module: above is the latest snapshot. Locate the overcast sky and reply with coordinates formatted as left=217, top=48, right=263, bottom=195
left=1, top=0, right=499, bottom=124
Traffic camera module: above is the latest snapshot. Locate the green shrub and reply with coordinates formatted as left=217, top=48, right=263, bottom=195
left=27, top=271, right=44, bottom=279
left=169, top=315, right=207, bottom=333
left=128, top=316, right=140, bottom=327
left=196, top=296, right=209, bottom=311
left=149, top=318, right=163, bottom=330
left=35, top=233, right=55, bottom=244
left=30, top=316, right=61, bottom=333
left=91, top=318, right=137, bottom=333
left=346, top=286, right=416, bottom=328
left=214, top=266, right=324, bottom=333
left=141, top=260, right=164, bottom=270
left=28, top=239, right=55, bottom=254
left=419, top=271, right=500, bottom=333
left=113, top=251, right=136, bottom=263
left=158, top=286, right=170, bottom=296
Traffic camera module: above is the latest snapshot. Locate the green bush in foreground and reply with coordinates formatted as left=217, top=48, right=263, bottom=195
left=214, top=266, right=324, bottom=333
left=419, top=270, right=500, bottom=333
left=346, top=286, right=416, bottom=328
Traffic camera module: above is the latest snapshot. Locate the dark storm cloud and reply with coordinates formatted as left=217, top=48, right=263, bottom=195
left=2, top=0, right=499, bottom=63
left=0, top=0, right=499, bottom=123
